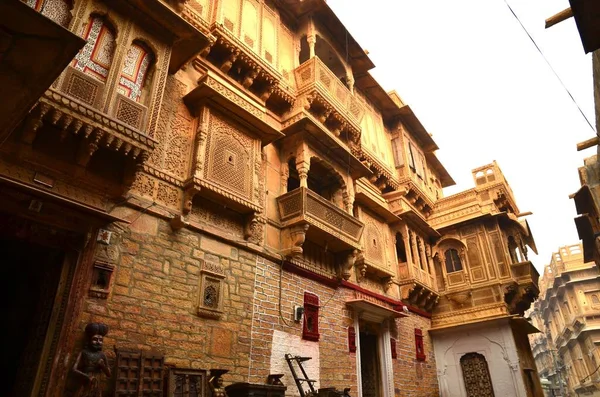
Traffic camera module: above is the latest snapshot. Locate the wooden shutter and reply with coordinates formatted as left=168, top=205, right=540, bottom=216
left=115, top=349, right=165, bottom=397
left=391, top=138, right=404, bottom=168
left=407, top=142, right=416, bottom=170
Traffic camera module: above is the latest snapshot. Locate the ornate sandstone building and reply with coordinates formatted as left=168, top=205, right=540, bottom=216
left=1, top=1, right=542, bottom=396
left=528, top=243, right=600, bottom=397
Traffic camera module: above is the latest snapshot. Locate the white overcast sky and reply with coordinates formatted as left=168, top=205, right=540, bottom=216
left=327, top=0, right=596, bottom=271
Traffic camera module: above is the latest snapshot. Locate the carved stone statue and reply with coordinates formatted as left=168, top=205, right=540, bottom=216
left=73, top=323, right=111, bottom=397
left=209, top=369, right=229, bottom=397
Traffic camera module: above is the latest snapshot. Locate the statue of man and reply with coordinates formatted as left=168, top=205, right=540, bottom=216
left=73, top=322, right=111, bottom=397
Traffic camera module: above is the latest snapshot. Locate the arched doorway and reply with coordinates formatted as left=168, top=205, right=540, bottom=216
left=460, top=352, right=495, bottom=397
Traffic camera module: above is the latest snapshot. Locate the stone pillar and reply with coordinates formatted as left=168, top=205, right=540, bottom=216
left=346, top=71, right=355, bottom=94
left=296, top=159, right=310, bottom=188
left=410, top=231, right=419, bottom=269
left=307, top=34, right=316, bottom=59
left=419, top=240, right=429, bottom=273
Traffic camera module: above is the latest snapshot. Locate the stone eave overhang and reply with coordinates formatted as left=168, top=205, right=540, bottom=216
left=569, top=0, right=600, bottom=53
left=184, top=71, right=284, bottom=146
left=425, top=151, right=455, bottom=187
left=355, top=179, right=401, bottom=223
left=101, top=0, right=211, bottom=73
left=397, top=105, right=438, bottom=152
left=281, top=115, right=372, bottom=180
left=0, top=1, right=85, bottom=143
left=0, top=172, right=130, bottom=225
left=275, top=0, right=375, bottom=74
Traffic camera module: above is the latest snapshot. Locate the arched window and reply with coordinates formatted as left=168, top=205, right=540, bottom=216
left=395, top=232, right=407, bottom=263
left=72, top=15, right=116, bottom=83
left=444, top=249, right=462, bottom=273
left=117, top=41, right=155, bottom=103
left=475, top=171, right=486, bottom=185
left=24, top=0, right=73, bottom=27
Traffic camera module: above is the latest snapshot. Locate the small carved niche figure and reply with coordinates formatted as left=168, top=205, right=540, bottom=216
left=73, top=322, right=111, bottom=397
left=209, top=369, right=229, bottom=397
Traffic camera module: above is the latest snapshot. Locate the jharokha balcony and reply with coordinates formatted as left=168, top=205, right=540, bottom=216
left=283, top=56, right=365, bottom=150
left=24, top=85, right=158, bottom=168
left=505, top=260, right=540, bottom=316
left=277, top=187, right=364, bottom=278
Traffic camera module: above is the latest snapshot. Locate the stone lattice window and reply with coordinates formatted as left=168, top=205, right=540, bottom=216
left=197, top=260, right=226, bottom=319
left=460, top=352, right=495, bottom=397
left=117, top=42, right=154, bottom=103
left=72, top=15, right=116, bottom=83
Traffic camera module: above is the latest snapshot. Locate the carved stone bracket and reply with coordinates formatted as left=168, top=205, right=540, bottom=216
left=382, top=276, right=394, bottom=292
left=206, top=28, right=295, bottom=106
left=281, top=223, right=309, bottom=258
left=338, top=249, right=358, bottom=280
left=244, top=213, right=265, bottom=245
left=355, top=252, right=367, bottom=281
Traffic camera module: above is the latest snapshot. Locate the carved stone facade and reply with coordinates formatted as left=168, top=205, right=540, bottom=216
left=3, top=1, right=540, bottom=397
left=527, top=243, right=600, bottom=397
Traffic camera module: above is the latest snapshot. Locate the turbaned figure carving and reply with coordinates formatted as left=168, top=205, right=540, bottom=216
left=73, top=322, right=111, bottom=397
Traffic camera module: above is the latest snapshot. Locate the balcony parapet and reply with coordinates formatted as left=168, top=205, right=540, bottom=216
left=278, top=187, right=364, bottom=249
left=277, top=187, right=364, bottom=279
left=24, top=88, right=157, bottom=167
left=504, top=261, right=540, bottom=316
left=288, top=56, right=365, bottom=141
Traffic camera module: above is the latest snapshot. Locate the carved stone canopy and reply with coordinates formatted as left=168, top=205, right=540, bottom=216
left=346, top=299, right=406, bottom=323
left=0, top=1, right=85, bottom=143
left=184, top=71, right=284, bottom=146
left=100, top=0, right=211, bottom=73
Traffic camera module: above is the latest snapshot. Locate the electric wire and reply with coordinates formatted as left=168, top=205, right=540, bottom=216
left=503, top=0, right=596, bottom=134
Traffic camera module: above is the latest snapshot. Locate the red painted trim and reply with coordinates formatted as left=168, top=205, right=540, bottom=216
left=340, top=280, right=401, bottom=306
left=282, top=261, right=340, bottom=288
left=281, top=264, right=433, bottom=319
left=404, top=303, right=432, bottom=319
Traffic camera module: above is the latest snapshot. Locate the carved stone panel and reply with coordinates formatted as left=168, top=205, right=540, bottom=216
left=204, top=110, right=257, bottom=202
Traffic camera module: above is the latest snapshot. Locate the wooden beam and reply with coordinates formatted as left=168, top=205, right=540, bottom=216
left=545, top=7, right=574, bottom=29
left=576, top=136, right=599, bottom=151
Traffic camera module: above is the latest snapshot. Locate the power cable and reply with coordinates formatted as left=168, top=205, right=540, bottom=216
left=503, top=0, right=596, bottom=134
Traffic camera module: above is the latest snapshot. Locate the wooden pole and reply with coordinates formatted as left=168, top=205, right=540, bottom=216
left=576, top=136, right=599, bottom=151
left=545, top=7, right=574, bottom=29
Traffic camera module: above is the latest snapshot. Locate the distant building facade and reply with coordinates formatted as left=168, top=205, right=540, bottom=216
left=528, top=243, right=600, bottom=397
left=2, top=1, right=541, bottom=397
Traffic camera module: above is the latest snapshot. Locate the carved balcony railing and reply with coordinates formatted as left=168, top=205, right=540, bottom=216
left=288, top=56, right=365, bottom=141
left=277, top=187, right=364, bottom=253
left=511, top=260, right=540, bottom=288
left=23, top=87, right=157, bottom=167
